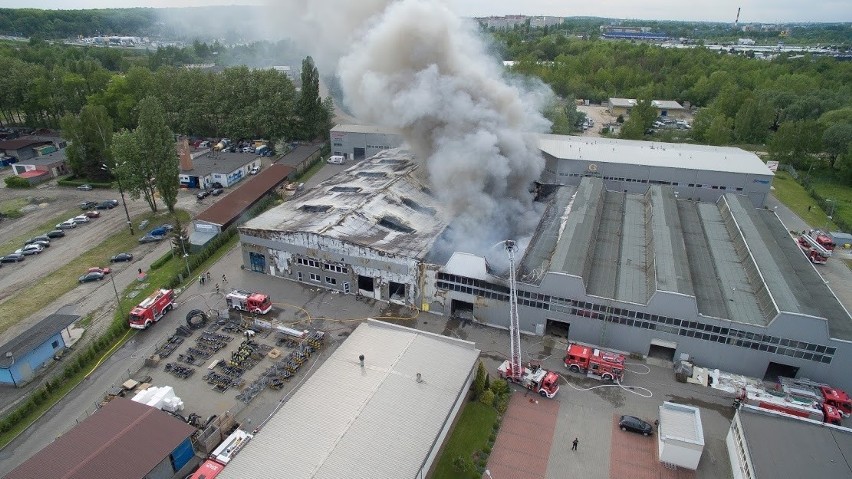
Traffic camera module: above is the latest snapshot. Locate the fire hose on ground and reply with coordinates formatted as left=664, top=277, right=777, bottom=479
left=186, top=309, right=209, bottom=329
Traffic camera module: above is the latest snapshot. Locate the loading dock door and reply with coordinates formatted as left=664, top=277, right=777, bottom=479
left=354, top=147, right=366, bottom=161
left=648, top=339, right=677, bottom=362
left=764, top=362, right=799, bottom=383
left=249, top=252, right=266, bottom=273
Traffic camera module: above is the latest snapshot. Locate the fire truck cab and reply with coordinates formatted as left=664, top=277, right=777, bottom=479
left=498, top=361, right=560, bottom=398
left=564, top=343, right=625, bottom=382
left=129, top=289, right=174, bottom=329
left=225, top=290, right=272, bottom=314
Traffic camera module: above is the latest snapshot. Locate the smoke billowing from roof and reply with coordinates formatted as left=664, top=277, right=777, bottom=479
left=276, top=0, right=552, bottom=260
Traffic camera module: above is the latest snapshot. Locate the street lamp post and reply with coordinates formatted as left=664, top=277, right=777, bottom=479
left=101, top=163, right=134, bottom=235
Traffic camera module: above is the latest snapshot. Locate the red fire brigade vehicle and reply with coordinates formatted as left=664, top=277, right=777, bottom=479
left=734, top=383, right=843, bottom=425
left=129, top=289, right=174, bottom=329
left=564, top=343, right=626, bottom=382
left=780, top=377, right=852, bottom=417
left=797, top=234, right=831, bottom=264
left=225, top=290, right=272, bottom=314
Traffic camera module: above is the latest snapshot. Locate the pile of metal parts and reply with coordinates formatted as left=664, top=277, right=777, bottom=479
left=236, top=330, right=326, bottom=404
left=164, top=362, right=195, bottom=379
left=153, top=325, right=196, bottom=359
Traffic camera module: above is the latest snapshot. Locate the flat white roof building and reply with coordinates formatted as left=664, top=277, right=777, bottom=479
left=219, top=319, right=480, bottom=479
left=658, top=402, right=705, bottom=470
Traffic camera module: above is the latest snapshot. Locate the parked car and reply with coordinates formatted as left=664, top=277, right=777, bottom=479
left=0, top=253, right=25, bottom=263
left=79, top=201, right=98, bottom=210
left=139, top=234, right=165, bottom=244
left=618, top=415, right=654, bottom=436
left=78, top=271, right=105, bottom=283
left=46, top=230, right=66, bottom=239
left=242, top=146, right=255, bottom=153
left=196, top=190, right=210, bottom=200
left=250, top=165, right=260, bottom=175
left=110, top=252, right=133, bottom=263
left=77, top=184, right=93, bottom=191
left=106, top=199, right=119, bottom=207
left=72, top=215, right=90, bottom=224
left=84, top=210, right=100, bottom=218
left=26, top=235, right=51, bottom=245
left=15, top=244, right=43, bottom=255
left=211, top=182, right=224, bottom=189
left=327, top=155, right=345, bottom=164
left=96, top=201, right=116, bottom=210
left=87, top=266, right=111, bottom=275
left=24, top=239, right=50, bottom=249
left=148, top=227, right=170, bottom=237
left=211, top=188, right=224, bottom=196
left=56, top=220, right=77, bottom=229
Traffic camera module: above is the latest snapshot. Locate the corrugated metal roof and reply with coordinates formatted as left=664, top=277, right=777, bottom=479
left=0, top=138, right=51, bottom=151
left=17, top=170, right=49, bottom=179
left=6, top=397, right=195, bottom=479
left=220, top=320, right=480, bottom=479
left=659, top=402, right=704, bottom=445
left=537, top=134, right=772, bottom=176
left=241, top=149, right=449, bottom=260
left=0, top=313, right=79, bottom=368
left=195, top=164, right=293, bottom=228
left=652, top=100, right=685, bottom=110
left=332, top=124, right=400, bottom=135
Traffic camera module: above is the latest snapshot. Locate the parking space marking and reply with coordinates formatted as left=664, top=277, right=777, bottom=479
left=487, top=392, right=561, bottom=479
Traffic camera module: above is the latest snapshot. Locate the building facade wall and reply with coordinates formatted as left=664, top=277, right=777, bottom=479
left=427, top=271, right=852, bottom=392
left=541, top=153, right=772, bottom=207
left=239, top=231, right=421, bottom=305
left=330, top=130, right=404, bottom=161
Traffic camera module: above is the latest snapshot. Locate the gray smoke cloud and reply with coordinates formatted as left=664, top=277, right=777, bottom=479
left=274, top=0, right=552, bottom=263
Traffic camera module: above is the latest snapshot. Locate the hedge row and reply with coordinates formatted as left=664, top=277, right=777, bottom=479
left=148, top=250, right=173, bottom=271
left=56, top=176, right=112, bottom=189
left=4, top=176, right=31, bottom=188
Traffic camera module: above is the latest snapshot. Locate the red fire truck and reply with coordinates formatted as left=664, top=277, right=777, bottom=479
left=780, top=377, right=852, bottom=417
left=564, top=343, right=626, bottom=382
left=225, top=290, right=272, bottom=314
left=129, top=289, right=174, bottom=329
left=734, top=384, right=843, bottom=425
left=498, top=361, right=561, bottom=398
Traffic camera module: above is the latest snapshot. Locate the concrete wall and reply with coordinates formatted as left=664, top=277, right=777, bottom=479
left=240, top=231, right=421, bottom=306
left=541, top=154, right=772, bottom=207
left=330, top=130, right=404, bottom=161
left=429, top=271, right=852, bottom=393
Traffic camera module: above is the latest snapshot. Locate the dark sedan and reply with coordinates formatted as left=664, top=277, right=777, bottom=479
left=46, top=230, right=66, bottom=239
left=79, top=201, right=98, bottom=210
left=618, top=415, right=654, bottom=436
left=110, top=252, right=133, bottom=263
left=1, top=253, right=25, bottom=263
left=78, top=271, right=105, bottom=283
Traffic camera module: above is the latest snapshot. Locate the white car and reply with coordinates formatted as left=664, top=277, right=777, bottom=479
left=16, top=244, right=44, bottom=255
left=327, top=155, right=345, bottom=164
left=72, top=215, right=90, bottom=224
left=250, top=165, right=260, bottom=175
left=56, top=220, right=77, bottom=229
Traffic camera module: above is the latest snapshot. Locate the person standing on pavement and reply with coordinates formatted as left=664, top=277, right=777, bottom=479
left=222, top=273, right=227, bottom=283
left=572, top=437, right=578, bottom=451
left=206, top=271, right=211, bottom=282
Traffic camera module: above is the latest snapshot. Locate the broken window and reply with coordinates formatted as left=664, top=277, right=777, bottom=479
left=378, top=215, right=415, bottom=233
left=357, top=171, right=387, bottom=178
left=330, top=186, right=362, bottom=193
left=300, top=204, right=332, bottom=213
left=401, top=197, right=436, bottom=215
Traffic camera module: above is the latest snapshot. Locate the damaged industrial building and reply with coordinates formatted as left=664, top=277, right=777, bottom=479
left=239, top=131, right=852, bottom=392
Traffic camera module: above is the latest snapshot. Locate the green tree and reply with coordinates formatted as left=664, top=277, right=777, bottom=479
left=822, top=124, right=852, bottom=165
left=479, top=389, right=495, bottom=407
left=295, top=56, right=323, bottom=140
left=734, top=97, right=774, bottom=144
left=619, top=98, right=655, bottom=140
left=472, top=360, right=487, bottom=401
left=769, top=120, right=821, bottom=164
left=705, top=114, right=733, bottom=145
left=136, top=97, right=180, bottom=213
left=112, top=129, right=158, bottom=212
left=60, top=104, right=113, bottom=181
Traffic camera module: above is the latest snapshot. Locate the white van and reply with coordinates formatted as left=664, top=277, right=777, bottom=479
left=327, top=155, right=345, bottom=164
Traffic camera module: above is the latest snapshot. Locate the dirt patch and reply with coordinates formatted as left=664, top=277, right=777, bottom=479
left=609, top=414, right=695, bottom=479
left=486, top=392, right=561, bottom=479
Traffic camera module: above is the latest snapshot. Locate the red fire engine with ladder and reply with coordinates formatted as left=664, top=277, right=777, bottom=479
left=496, top=240, right=560, bottom=399
left=779, top=377, right=852, bottom=417
left=564, top=343, right=626, bottom=382
left=797, top=231, right=831, bottom=264
left=129, top=288, right=174, bottom=329
left=734, top=381, right=843, bottom=425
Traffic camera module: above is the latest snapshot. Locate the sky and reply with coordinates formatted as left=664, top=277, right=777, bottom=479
left=0, top=0, right=848, bottom=23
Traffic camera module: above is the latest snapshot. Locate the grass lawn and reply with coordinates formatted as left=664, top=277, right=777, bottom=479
left=0, top=209, right=190, bottom=336
left=432, top=401, right=499, bottom=479
left=771, top=171, right=839, bottom=230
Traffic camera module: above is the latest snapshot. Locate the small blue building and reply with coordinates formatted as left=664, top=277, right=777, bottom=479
left=0, top=313, right=79, bottom=387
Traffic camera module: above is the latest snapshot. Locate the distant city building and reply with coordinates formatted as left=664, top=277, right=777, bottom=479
left=529, top=16, right=564, bottom=28
left=477, top=15, right=528, bottom=29
left=607, top=98, right=687, bottom=119
left=601, top=26, right=668, bottom=41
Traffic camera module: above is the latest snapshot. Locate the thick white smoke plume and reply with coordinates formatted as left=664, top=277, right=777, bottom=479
left=273, top=0, right=552, bottom=261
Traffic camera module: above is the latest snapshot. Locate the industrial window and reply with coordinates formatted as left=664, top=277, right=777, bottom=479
left=736, top=187, right=743, bottom=191
left=309, top=273, right=320, bottom=282
left=358, top=171, right=388, bottom=178
left=401, top=197, right=436, bottom=215
left=330, top=186, right=363, bottom=193
left=323, top=263, right=345, bottom=273
left=297, top=258, right=320, bottom=268
left=52, top=340, right=60, bottom=349
left=325, top=277, right=337, bottom=285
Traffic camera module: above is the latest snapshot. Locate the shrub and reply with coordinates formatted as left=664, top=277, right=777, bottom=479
left=479, top=389, right=495, bottom=407
left=495, top=394, right=510, bottom=415
left=489, top=378, right=510, bottom=397
left=149, top=250, right=173, bottom=271
left=452, top=456, right=474, bottom=474
left=4, top=175, right=31, bottom=188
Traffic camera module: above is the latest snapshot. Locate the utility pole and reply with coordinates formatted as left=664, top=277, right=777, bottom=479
left=102, top=163, right=134, bottom=235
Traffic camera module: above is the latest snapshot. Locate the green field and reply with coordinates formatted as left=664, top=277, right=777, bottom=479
left=771, top=171, right=840, bottom=230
